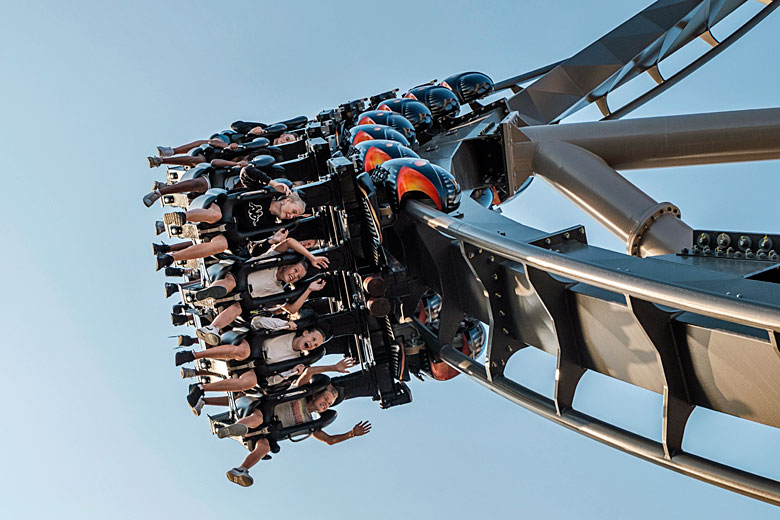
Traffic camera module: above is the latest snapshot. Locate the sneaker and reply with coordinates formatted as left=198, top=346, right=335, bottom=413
left=147, top=156, right=163, bottom=167
left=191, top=397, right=205, bottom=416
left=177, top=335, right=197, bottom=347
left=154, top=220, right=165, bottom=236
left=142, top=190, right=161, bottom=207
left=171, top=313, right=189, bottom=326
left=153, top=242, right=171, bottom=255
left=194, top=285, right=229, bottom=301
left=175, top=350, right=195, bottom=366
left=163, top=212, right=186, bottom=227
left=171, top=303, right=187, bottom=314
left=187, top=384, right=204, bottom=410
left=196, top=325, right=221, bottom=346
left=164, top=282, right=179, bottom=298
left=165, top=266, right=185, bottom=277
left=180, top=367, right=197, bottom=379
left=226, top=467, right=254, bottom=487
left=156, top=253, right=174, bottom=272
left=217, top=423, right=249, bottom=439
left=152, top=180, right=168, bottom=191
left=157, top=146, right=174, bottom=158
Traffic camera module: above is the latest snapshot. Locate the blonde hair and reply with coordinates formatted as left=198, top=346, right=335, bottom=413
left=286, top=191, right=306, bottom=214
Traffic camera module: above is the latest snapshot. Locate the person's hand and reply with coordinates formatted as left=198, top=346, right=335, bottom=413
left=228, top=142, right=239, bottom=150
left=269, top=228, right=288, bottom=245
left=286, top=320, right=297, bottom=330
left=351, top=421, right=372, bottom=437
left=237, top=160, right=249, bottom=167
left=269, top=180, right=291, bottom=196
left=209, top=138, right=228, bottom=148
left=249, top=126, right=265, bottom=136
left=292, top=363, right=306, bottom=375
left=308, top=279, right=327, bottom=292
left=335, top=357, right=356, bottom=373
left=310, top=256, right=329, bottom=269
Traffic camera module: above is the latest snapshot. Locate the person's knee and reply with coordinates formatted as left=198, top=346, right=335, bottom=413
left=250, top=409, right=264, bottom=423
left=236, top=341, right=250, bottom=360
left=255, top=438, right=269, bottom=451
left=211, top=235, right=228, bottom=250
left=239, top=371, right=257, bottom=390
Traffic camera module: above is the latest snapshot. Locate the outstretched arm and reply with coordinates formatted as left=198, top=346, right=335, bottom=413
left=295, top=357, right=356, bottom=386
left=313, top=421, right=372, bottom=446
left=273, top=238, right=329, bottom=269
left=282, top=279, right=326, bottom=314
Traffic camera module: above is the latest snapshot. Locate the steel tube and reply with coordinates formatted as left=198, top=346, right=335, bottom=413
left=508, top=108, right=780, bottom=171
left=532, top=140, right=692, bottom=256
left=406, top=200, right=780, bottom=332
left=438, top=345, right=780, bottom=506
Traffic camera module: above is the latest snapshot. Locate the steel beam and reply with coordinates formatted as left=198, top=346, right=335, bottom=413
left=406, top=200, right=780, bottom=333
left=531, top=140, right=692, bottom=257
left=505, top=108, right=780, bottom=173
left=437, top=344, right=780, bottom=507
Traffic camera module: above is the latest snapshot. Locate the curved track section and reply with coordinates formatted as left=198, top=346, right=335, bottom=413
left=403, top=198, right=780, bottom=505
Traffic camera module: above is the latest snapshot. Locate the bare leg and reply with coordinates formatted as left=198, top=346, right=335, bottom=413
left=167, top=240, right=194, bottom=252
left=203, top=396, right=230, bottom=406
left=196, top=369, right=223, bottom=379
left=185, top=203, right=223, bottom=224
left=237, top=410, right=264, bottom=429
left=159, top=178, right=209, bottom=196
left=209, top=273, right=237, bottom=293
left=210, top=302, right=242, bottom=330
left=161, top=155, right=205, bottom=167
left=240, top=438, right=270, bottom=470
left=193, top=339, right=250, bottom=361
left=171, top=235, right=228, bottom=261
left=202, top=371, right=257, bottom=392
left=172, top=140, right=209, bottom=155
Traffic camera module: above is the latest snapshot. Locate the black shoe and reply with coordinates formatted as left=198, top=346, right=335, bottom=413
left=165, top=266, right=185, bottom=277
left=155, top=221, right=165, bottom=235
left=143, top=190, right=162, bottom=208
left=171, top=304, right=187, bottom=314
left=175, top=350, right=195, bottom=366
left=194, top=285, right=229, bottom=301
left=156, top=253, right=174, bottom=272
left=153, top=242, right=171, bottom=255
left=171, top=313, right=189, bottom=326
left=164, top=212, right=187, bottom=227
left=164, top=282, right=179, bottom=298
left=187, top=384, right=205, bottom=415
left=177, top=335, right=198, bottom=347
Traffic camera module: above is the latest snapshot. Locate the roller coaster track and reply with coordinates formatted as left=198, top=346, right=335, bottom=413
left=395, top=0, right=780, bottom=506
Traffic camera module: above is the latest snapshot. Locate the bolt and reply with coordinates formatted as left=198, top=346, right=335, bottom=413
left=545, top=238, right=551, bottom=245
left=717, top=233, right=731, bottom=248
left=736, top=293, right=743, bottom=298
left=488, top=255, right=495, bottom=263
left=505, top=345, right=513, bottom=353
left=494, top=292, right=502, bottom=299
left=501, top=328, right=509, bottom=335
left=564, top=232, right=570, bottom=239
left=492, top=273, right=499, bottom=280
left=498, top=310, right=506, bottom=317
left=467, top=251, right=475, bottom=259
left=738, top=235, right=752, bottom=251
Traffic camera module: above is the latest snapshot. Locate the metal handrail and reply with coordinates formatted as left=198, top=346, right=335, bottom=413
left=406, top=200, right=780, bottom=332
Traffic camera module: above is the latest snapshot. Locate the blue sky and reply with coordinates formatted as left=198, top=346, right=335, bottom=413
left=1, top=1, right=779, bottom=518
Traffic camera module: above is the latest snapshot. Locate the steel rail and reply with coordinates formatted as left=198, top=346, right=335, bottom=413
left=437, top=344, right=780, bottom=506
left=405, top=200, right=780, bottom=332
left=493, top=60, right=565, bottom=92
left=604, top=1, right=780, bottom=120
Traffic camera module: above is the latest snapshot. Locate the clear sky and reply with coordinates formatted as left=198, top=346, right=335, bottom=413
left=2, top=1, right=779, bottom=518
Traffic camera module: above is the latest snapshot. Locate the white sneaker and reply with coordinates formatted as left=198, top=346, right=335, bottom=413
left=157, top=146, right=174, bottom=158
left=196, top=325, right=220, bottom=346
left=226, top=467, right=253, bottom=487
